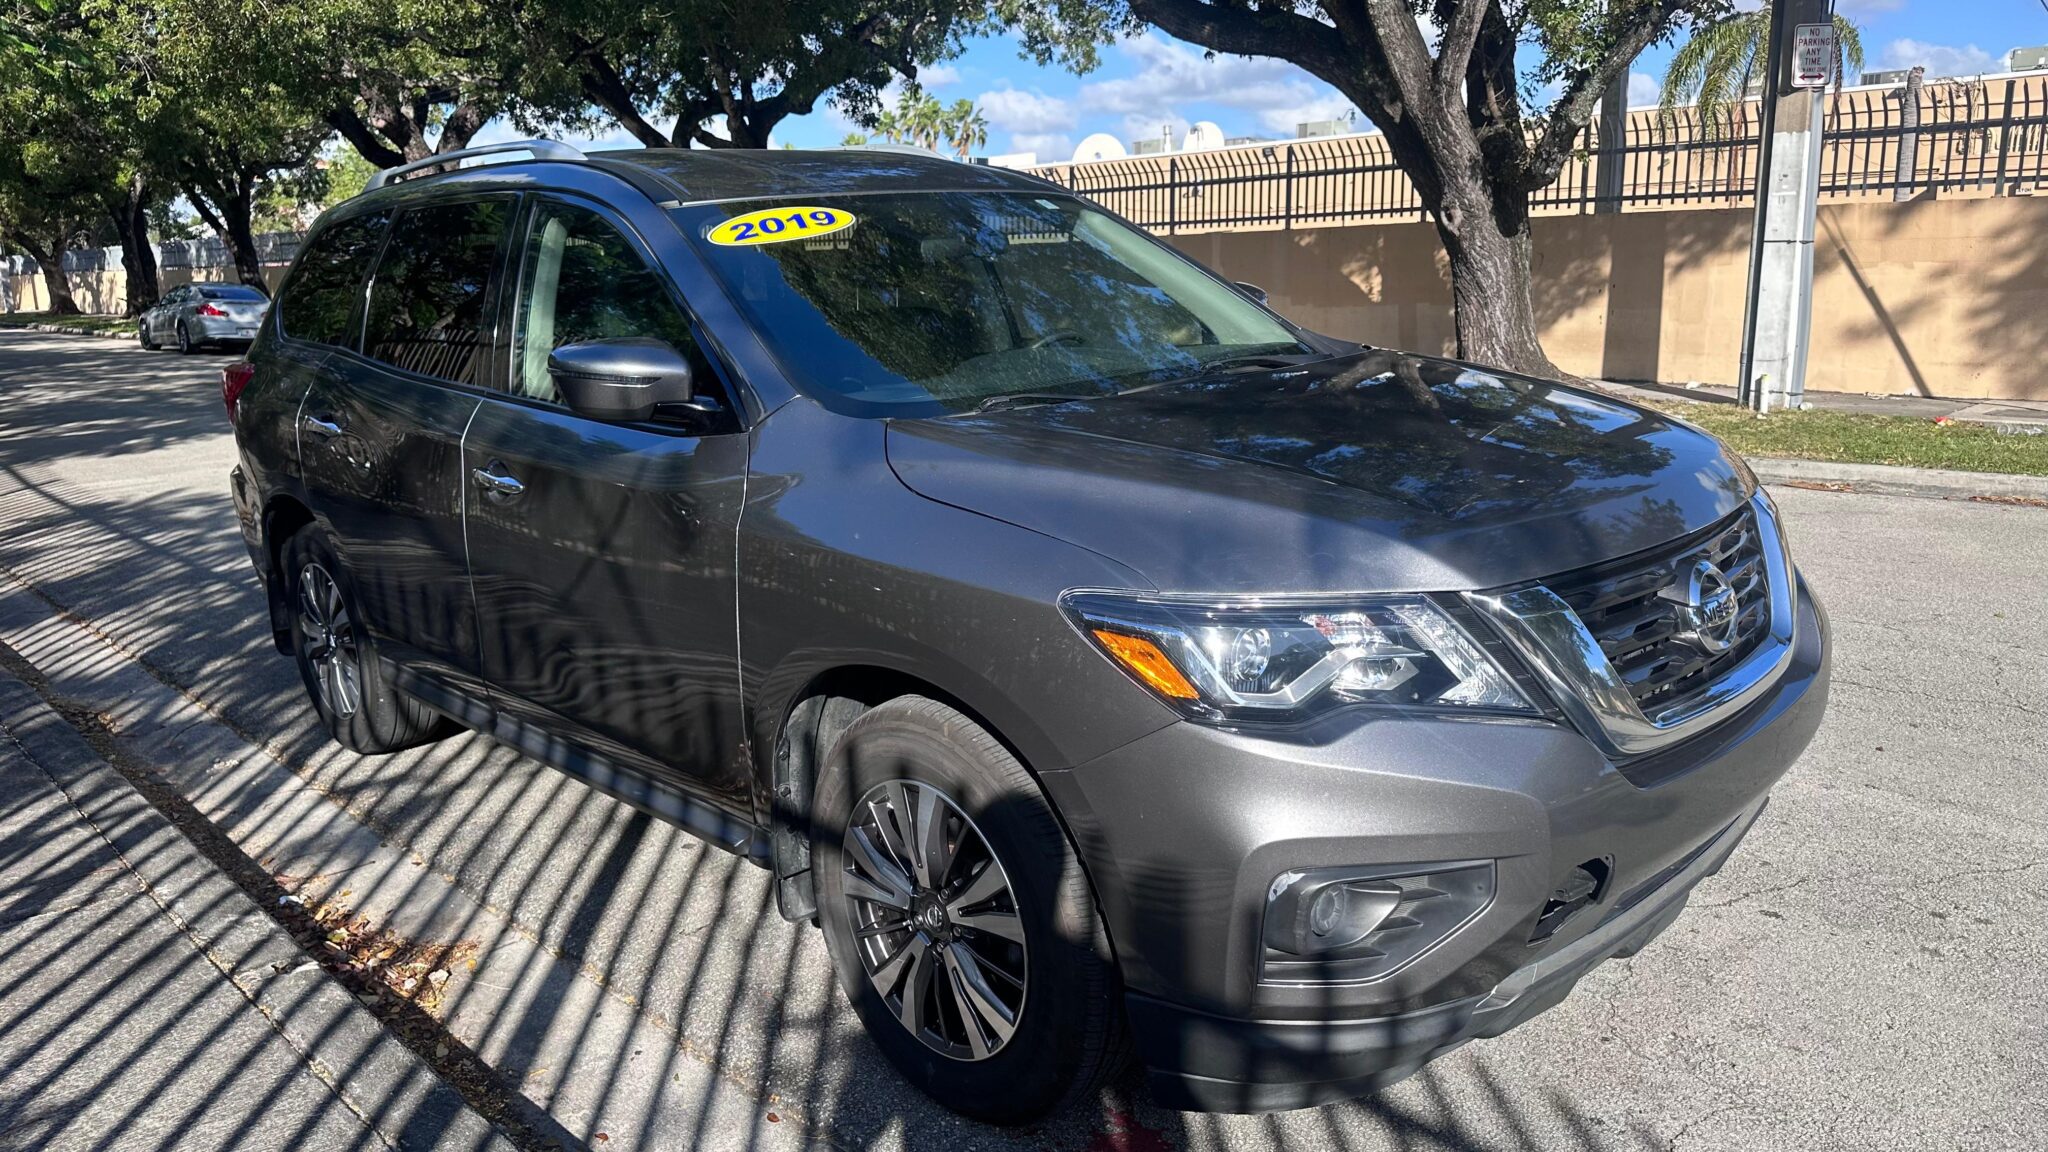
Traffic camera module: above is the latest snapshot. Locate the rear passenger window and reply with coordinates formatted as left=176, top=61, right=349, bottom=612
left=363, top=199, right=512, bottom=386
left=276, top=212, right=389, bottom=347
left=508, top=201, right=705, bottom=404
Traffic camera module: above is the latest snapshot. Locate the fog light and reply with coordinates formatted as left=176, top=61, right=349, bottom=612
left=1309, top=885, right=1347, bottom=937
left=1261, top=861, right=1495, bottom=985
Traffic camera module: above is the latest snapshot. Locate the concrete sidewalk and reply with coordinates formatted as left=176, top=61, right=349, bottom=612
left=1600, top=377, right=2048, bottom=432
left=0, top=668, right=518, bottom=1152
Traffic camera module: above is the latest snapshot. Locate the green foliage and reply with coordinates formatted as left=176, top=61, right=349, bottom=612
left=860, top=88, right=989, bottom=157
left=500, top=0, right=995, bottom=149
left=1662, top=10, right=1863, bottom=126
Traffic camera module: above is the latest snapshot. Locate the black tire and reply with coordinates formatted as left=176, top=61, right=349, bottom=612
left=813, top=696, right=1127, bottom=1124
left=175, top=321, right=194, bottom=354
left=281, top=528, right=449, bottom=754
left=138, top=321, right=155, bottom=350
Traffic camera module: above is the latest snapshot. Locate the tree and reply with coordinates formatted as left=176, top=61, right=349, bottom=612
left=946, top=98, right=988, bottom=158
left=1662, top=9, right=1861, bottom=126
left=1019, top=0, right=1739, bottom=376
left=841, top=131, right=871, bottom=146
left=505, top=0, right=987, bottom=149
left=900, top=89, right=947, bottom=150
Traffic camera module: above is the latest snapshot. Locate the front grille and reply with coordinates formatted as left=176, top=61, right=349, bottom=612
left=1549, top=507, right=1772, bottom=718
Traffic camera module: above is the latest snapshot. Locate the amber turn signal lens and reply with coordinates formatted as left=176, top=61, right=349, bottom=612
left=1090, top=628, right=1200, bottom=700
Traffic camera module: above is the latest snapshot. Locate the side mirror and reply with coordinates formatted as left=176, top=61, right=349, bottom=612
left=1234, top=281, right=1270, bottom=306
left=547, top=338, right=694, bottom=423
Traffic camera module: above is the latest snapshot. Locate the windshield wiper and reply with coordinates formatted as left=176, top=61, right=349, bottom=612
left=1114, top=351, right=1330, bottom=397
left=966, top=389, right=1108, bottom=414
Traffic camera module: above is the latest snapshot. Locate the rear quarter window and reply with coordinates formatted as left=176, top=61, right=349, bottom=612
left=276, top=211, right=391, bottom=348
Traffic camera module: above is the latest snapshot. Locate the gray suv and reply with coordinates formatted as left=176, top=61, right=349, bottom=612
left=225, top=141, right=1830, bottom=1121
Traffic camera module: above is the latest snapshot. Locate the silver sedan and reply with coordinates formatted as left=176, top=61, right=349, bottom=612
left=138, top=282, right=268, bottom=353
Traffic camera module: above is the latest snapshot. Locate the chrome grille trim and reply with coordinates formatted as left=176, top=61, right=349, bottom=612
left=1467, top=493, right=1796, bottom=759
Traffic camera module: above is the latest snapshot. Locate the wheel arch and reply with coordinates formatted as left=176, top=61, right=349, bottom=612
left=761, top=662, right=1049, bottom=925
left=260, top=494, right=318, bottom=652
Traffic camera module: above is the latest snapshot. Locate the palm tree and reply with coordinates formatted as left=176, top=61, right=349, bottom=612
left=902, top=91, right=947, bottom=151
left=840, top=132, right=869, bottom=147
left=1662, top=10, right=1863, bottom=129
left=871, top=109, right=903, bottom=143
left=945, top=100, right=987, bottom=160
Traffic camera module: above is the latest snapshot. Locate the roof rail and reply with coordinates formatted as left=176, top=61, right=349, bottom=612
left=366, top=139, right=588, bottom=190
left=834, top=142, right=954, bottom=162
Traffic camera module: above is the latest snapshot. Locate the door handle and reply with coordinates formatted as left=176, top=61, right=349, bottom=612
left=470, top=463, right=526, bottom=500
left=301, top=414, right=343, bottom=440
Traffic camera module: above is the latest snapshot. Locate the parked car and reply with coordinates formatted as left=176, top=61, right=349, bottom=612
left=224, top=141, right=1830, bottom=1122
left=140, top=281, right=268, bottom=353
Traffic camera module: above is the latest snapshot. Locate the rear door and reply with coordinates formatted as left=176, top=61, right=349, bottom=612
left=297, top=195, right=514, bottom=697
left=461, top=194, right=751, bottom=811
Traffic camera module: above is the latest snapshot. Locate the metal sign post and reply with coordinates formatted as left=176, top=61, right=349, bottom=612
left=1738, top=0, right=1833, bottom=413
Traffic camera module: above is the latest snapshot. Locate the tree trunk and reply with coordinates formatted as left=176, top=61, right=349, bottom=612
left=111, top=173, right=160, bottom=317
left=15, top=236, right=81, bottom=315
left=224, top=201, right=268, bottom=295
left=1430, top=184, right=1563, bottom=379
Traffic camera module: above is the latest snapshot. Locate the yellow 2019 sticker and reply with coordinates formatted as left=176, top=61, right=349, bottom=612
left=707, top=205, right=856, bottom=247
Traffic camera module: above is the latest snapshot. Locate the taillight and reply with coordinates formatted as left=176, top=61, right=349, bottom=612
left=222, top=362, right=257, bottom=420
left=197, top=303, right=229, bottom=317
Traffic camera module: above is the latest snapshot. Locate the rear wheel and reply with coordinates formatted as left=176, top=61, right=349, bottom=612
left=175, top=321, right=194, bottom=354
left=282, top=528, right=448, bottom=754
left=813, top=696, right=1126, bottom=1123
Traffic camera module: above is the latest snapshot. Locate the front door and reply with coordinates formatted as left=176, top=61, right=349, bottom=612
left=461, top=195, right=751, bottom=811
left=297, top=196, right=514, bottom=696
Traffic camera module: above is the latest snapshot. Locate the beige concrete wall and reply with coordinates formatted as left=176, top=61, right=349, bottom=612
left=1171, top=195, right=2048, bottom=402
left=4, top=265, right=286, bottom=317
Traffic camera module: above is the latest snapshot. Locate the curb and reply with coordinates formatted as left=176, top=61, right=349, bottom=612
left=6, top=321, right=131, bottom=340
left=0, top=665, right=520, bottom=1152
left=1749, top=456, right=2048, bottom=503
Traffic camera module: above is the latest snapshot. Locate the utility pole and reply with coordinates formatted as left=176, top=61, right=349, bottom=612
left=1737, top=0, right=1832, bottom=412
left=1594, top=73, right=1628, bottom=215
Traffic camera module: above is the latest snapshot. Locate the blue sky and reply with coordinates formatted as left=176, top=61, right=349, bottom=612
left=484, top=0, right=2047, bottom=164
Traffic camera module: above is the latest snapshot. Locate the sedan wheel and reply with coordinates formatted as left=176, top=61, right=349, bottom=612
left=296, top=560, right=363, bottom=720
left=138, top=320, right=155, bottom=350
left=842, top=779, right=1027, bottom=1062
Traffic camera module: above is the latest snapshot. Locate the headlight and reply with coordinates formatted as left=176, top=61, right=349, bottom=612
left=1061, top=591, right=1534, bottom=724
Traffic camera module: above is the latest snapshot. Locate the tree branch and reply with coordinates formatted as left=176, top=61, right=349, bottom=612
left=325, top=108, right=407, bottom=169
left=1522, top=0, right=1691, bottom=190
left=578, top=51, right=672, bottom=147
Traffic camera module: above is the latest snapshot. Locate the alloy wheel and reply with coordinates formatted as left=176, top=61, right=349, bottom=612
left=297, top=561, right=362, bottom=719
left=842, top=780, right=1027, bottom=1062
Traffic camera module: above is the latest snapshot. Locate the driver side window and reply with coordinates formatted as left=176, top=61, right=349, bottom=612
left=510, top=201, right=706, bottom=405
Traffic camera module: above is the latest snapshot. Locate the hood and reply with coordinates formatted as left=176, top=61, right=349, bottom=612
left=884, top=349, right=1751, bottom=594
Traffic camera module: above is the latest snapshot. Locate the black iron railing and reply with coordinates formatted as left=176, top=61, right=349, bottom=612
left=1032, top=74, right=2048, bottom=232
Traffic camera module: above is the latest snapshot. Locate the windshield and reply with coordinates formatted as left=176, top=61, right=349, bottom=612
left=678, top=191, right=1310, bottom=416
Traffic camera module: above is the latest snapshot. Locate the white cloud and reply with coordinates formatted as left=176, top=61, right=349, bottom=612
left=916, top=63, right=962, bottom=89
left=1062, top=33, right=1366, bottom=142
left=978, top=88, right=1077, bottom=134
left=1010, top=133, right=1075, bottom=162
left=1836, top=0, right=1904, bottom=16
left=1628, top=72, right=1661, bottom=108
left=1080, top=34, right=1326, bottom=122
left=1878, top=38, right=1997, bottom=78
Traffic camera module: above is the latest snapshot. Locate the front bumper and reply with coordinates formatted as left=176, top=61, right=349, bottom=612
left=1040, top=579, right=1830, bottom=1112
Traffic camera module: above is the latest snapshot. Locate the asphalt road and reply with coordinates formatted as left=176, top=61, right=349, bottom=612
left=1, top=328, right=2044, bottom=1151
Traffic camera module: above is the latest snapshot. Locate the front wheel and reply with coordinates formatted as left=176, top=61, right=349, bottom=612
left=282, top=529, right=449, bottom=754
left=813, top=696, right=1126, bottom=1123
left=138, top=321, right=155, bottom=350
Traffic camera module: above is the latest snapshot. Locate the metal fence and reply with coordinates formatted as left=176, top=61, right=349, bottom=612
left=1031, top=73, right=2048, bottom=233
left=3, top=231, right=306, bottom=276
